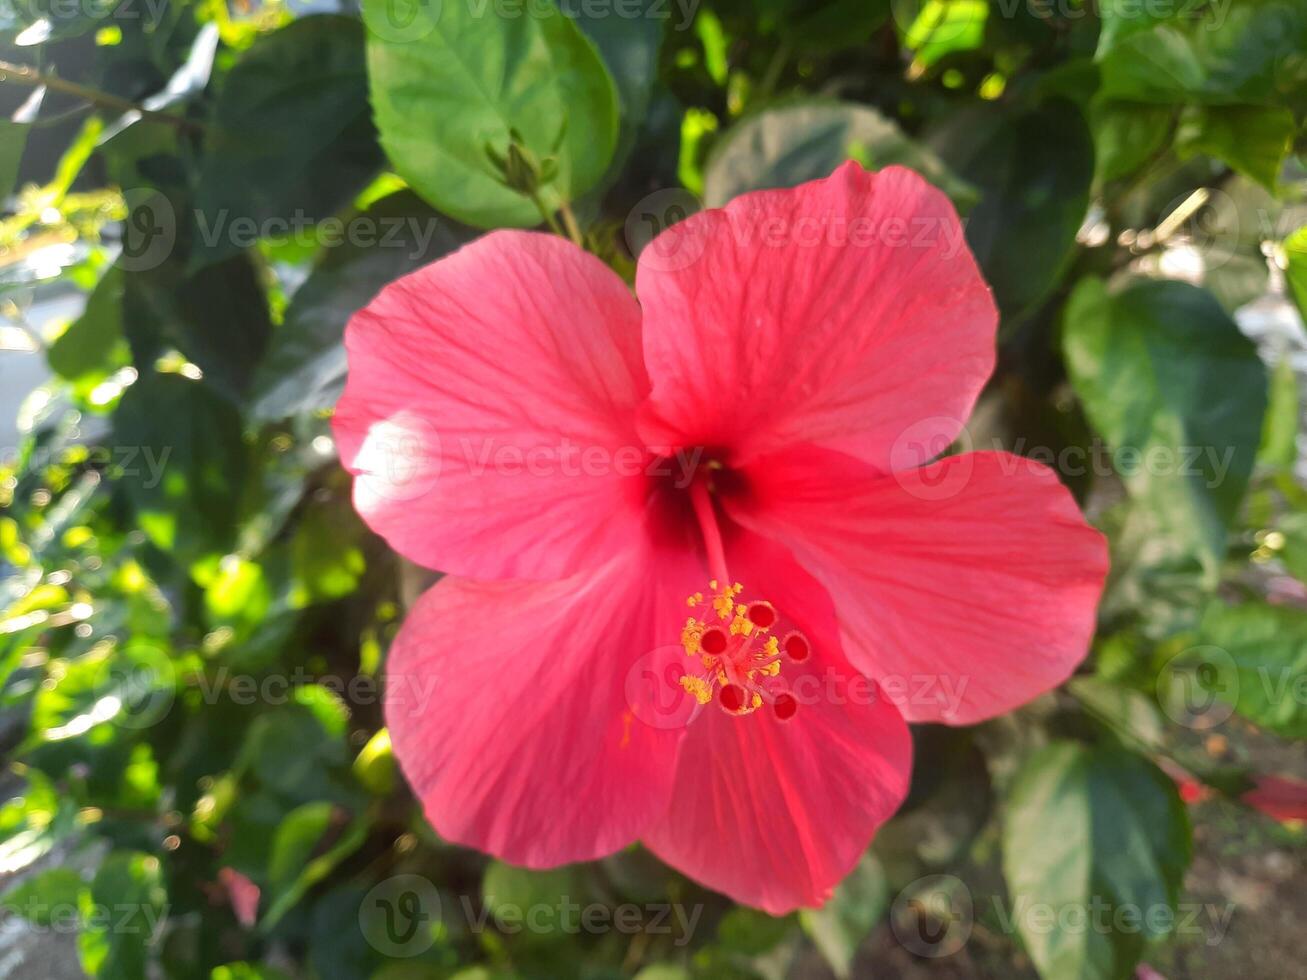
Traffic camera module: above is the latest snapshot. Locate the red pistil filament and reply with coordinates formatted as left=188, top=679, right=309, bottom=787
left=679, top=476, right=810, bottom=721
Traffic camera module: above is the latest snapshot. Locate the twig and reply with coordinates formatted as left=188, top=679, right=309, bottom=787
left=0, top=59, right=204, bottom=134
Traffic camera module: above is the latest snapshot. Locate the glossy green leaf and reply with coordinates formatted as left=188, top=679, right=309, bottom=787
left=901, top=0, right=987, bottom=68
left=1003, top=743, right=1190, bottom=980
left=932, top=100, right=1093, bottom=317
left=1, top=83, right=43, bottom=198
left=1062, top=277, right=1267, bottom=577
left=1098, top=1, right=1307, bottom=105
left=1176, top=105, right=1294, bottom=191
left=570, top=0, right=665, bottom=192
left=703, top=99, right=975, bottom=208
left=1284, top=224, right=1307, bottom=318
left=262, top=802, right=369, bottom=929
left=112, top=370, right=248, bottom=559
left=125, top=253, right=273, bottom=400
left=365, top=0, right=619, bottom=227
left=193, top=16, right=383, bottom=265
left=1090, top=100, right=1174, bottom=184
left=248, top=191, right=474, bottom=422
left=48, top=266, right=128, bottom=383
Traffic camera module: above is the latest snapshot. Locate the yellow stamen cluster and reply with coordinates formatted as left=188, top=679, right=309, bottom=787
left=678, top=580, right=778, bottom=714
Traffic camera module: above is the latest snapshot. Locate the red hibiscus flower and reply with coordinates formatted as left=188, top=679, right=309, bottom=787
left=332, top=162, right=1108, bottom=913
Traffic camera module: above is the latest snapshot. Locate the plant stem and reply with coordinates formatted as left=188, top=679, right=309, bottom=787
left=557, top=199, right=584, bottom=247
left=528, top=190, right=584, bottom=247
left=529, top=192, right=567, bottom=238
left=0, top=60, right=204, bottom=134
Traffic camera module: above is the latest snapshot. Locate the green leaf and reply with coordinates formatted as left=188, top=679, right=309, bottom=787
left=1276, top=513, right=1307, bottom=584
left=901, top=0, right=988, bottom=68
left=1258, top=357, right=1300, bottom=469
left=112, top=370, right=248, bottom=560
left=193, top=16, right=383, bottom=265
left=289, top=500, right=365, bottom=607
left=1003, top=743, right=1191, bottom=980
left=1062, top=277, right=1268, bottom=577
left=799, top=852, right=887, bottom=978
left=1092, top=0, right=1176, bottom=53
left=1197, top=601, right=1307, bottom=737
left=78, top=852, right=167, bottom=980
left=212, top=965, right=296, bottom=980
left=703, top=99, right=975, bottom=208
left=931, top=99, right=1093, bottom=318
left=0, top=121, right=28, bottom=199
left=715, top=905, right=790, bottom=956
left=1176, top=105, right=1294, bottom=191
left=632, top=967, right=691, bottom=980
left=2, top=867, right=85, bottom=926
left=1097, top=24, right=1205, bottom=104
left=233, top=692, right=357, bottom=812
left=1068, top=676, right=1165, bottom=750
left=480, top=861, right=591, bottom=946
left=789, top=0, right=889, bottom=52
left=365, top=0, right=619, bottom=227
left=1098, top=2, right=1307, bottom=105
left=1090, top=100, right=1173, bottom=184
left=1284, top=224, right=1307, bottom=319
left=569, top=0, right=665, bottom=192
left=48, top=267, right=129, bottom=383
left=0, top=88, right=41, bottom=200
left=248, top=191, right=474, bottom=422
left=261, top=802, right=369, bottom=930
left=125, top=253, right=274, bottom=400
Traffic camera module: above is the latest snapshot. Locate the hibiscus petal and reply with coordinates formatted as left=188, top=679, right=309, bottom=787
left=730, top=448, right=1108, bottom=725
left=643, top=529, right=912, bottom=914
left=334, top=230, right=652, bottom=580
left=635, top=162, right=996, bottom=470
left=384, top=546, right=704, bottom=867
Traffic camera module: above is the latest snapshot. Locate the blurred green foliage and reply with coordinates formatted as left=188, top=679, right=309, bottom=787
left=1, top=0, right=1306, bottom=978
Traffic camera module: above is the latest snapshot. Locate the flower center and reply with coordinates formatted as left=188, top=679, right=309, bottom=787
left=678, top=580, right=810, bottom=720
left=677, top=477, right=810, bottom=721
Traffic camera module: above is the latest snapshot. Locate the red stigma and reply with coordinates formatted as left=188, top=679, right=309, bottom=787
left=746, top=601, right=777, bottom=629
left=719, top=683, right=747, bottom=712
left=772, top=693, right=798, bottom=721
left=783, top=632, right=810, bottom=662
left=700, top=626, right=728, bottom=655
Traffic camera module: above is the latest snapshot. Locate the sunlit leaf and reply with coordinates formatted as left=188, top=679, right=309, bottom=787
left=364, top=0, right=619, bottom=227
